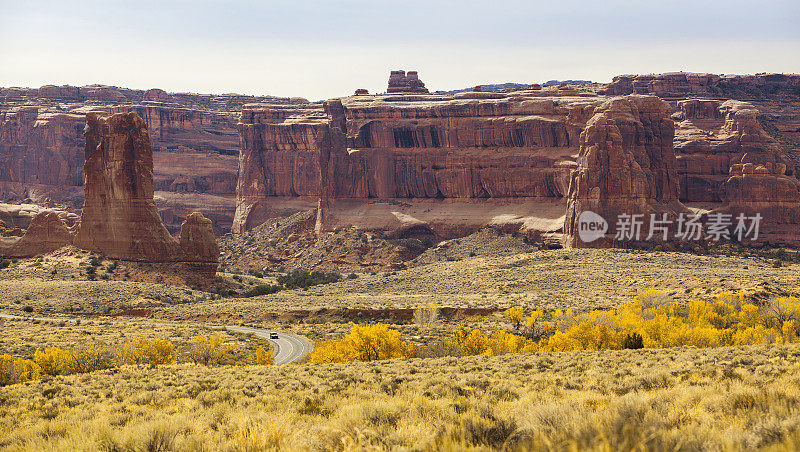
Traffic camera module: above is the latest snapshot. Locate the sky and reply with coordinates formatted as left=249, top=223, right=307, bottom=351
left=1, top=0, right=798, bottom=101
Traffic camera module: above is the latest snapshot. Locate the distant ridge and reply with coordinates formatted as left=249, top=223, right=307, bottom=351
left=442, top=80, right=595, bottom=94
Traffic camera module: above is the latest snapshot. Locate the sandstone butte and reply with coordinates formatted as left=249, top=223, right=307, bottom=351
left=234, top=71, right=800, bottom=248
left=0, top=111, right=219, bottom=279
left=0, top=84, right=309, bottom=233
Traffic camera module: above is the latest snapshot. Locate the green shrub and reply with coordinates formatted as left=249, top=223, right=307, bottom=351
left=242, top=284, right=282, bottom=297
left=623, top=332, right=644, bottom=349
left=0, top=260, right=10, bottom=269
left=277, top=270, right=341, bottom=289
left=247, top=269, right=264, bottom=278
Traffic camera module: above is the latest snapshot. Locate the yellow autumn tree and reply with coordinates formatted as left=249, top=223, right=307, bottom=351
left=0, top=354, right=41, bottom=386
left=118, top=336, right=176, bottom=367
left=247, top=346, right=273, bottom=365
left=309, top=324, right=413, bottom=363
left=504, top=306, right=524, bottom=331
left=34, top=347, right=76, bottom=376
left=190, top=333, right=234, bottom=365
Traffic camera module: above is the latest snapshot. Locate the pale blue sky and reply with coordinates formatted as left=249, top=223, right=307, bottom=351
left=1, top=0, right=798, bottom=100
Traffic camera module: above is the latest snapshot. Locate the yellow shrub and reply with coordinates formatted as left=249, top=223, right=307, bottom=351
left=0, top=354, right=41, bottom=386
left=488, top=330, right=537, bottom=354
left=34, top=347, right=76, bottom=376
left=504, top=306, right=524, bottom=330
left=119, top=336, right=176, bottom=367
left=309, top=324, right=412, bottom=363
left=451, top=326, right=493, bottom=356
left=450, top=326, right=536, bottom=356
left=247, top=346, right=273, bottom=365
left=190, top=333, right=234, bottom=366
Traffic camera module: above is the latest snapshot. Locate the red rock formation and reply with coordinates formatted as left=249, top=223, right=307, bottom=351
left=563, top=96, right=687, bottom=247
left=235, top=90, right=599, bottom=237
left=673, top=100, right=794, bottom=202
left=179, top=212, right=219, bottom=262
left=387, top=70, right=429, bottom=94
left=73, top=112, right=183, bottom=260
left=0, top=202, right=78, bottom=228
left=602, top=72, right=800, bottom=99
left=0, top=107, right=85, bottom=187
left=234, top=78, right=800, bottom=247
left=73, top=112, right=218, bottom=272
left=37, top=85, right=81, bottom=100
left=0, top=85, right=309, bottom=232
left=143, top=88, right=174, bottom=103
left=233, top=104, right=329, bottom=232
left=0, top=210, right=73, bottom=257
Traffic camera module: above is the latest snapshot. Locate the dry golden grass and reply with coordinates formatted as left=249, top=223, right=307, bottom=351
left=2, top=344, right=800, bottom=450
left=2, top=247, right=799, bottom=326
left=3, top=246, right=800, bottom=449
left=0, top=316, right=271, bottom=365
left=160, top=248, right=800, bottom=322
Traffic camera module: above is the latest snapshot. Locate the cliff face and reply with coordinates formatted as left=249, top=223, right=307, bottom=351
left=235, top=90, right=602, bottom=238
left=0, top=85, right=309, bottom=233
left=236, top=80, right=800, bottom=247
left=0, top=108, right=85, bottom=187
left=602, top=72, right=800, bottom=99
left=673, top=99, right=794, bottom=203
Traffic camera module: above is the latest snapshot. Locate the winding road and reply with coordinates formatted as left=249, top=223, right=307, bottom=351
left=221, top=326, right=314, bottom=365
left=0, top=313, right=314, bottom=365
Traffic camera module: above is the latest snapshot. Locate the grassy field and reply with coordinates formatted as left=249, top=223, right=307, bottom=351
left=1, top=247, right=798, bottom=324
left=2, top=344, right=800, bottom=450
left=2, top=246, right=800, bottom=450
left=0, top=316, right=271, bottom=365
left=162, top=248, right=800, bottom=321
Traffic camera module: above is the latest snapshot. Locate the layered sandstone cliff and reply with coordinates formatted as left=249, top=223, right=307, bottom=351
left=0, top=107, right=86, bottom=206
left=236, top=80, right=800, bottom=248
left=0, top=85, right=308, bottom=232
left=236, top=89, right=603, bottom=239
left=673, top=99, right=794, bottom=202
left=602, top=72, right=800, bottom=99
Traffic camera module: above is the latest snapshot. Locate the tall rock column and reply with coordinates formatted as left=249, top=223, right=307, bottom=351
left=564, top=96, right=688, bottom=247
left=73, top=112, right=218, bottom=274
left=74, top=112, right=182, bottom=260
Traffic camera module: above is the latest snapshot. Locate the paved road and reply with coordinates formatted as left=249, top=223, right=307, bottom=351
left=222, top=326, right=314, bottom=365
left=0, top=313, right=314, bottom=365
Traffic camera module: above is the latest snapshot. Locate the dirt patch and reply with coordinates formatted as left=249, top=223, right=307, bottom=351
left=111, top=309, right=153, bottom=318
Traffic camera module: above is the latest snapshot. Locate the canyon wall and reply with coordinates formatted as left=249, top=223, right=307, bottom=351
left=0, top=85, right=308, bottom=233
left=601, top=72, right=800, bottom=99
left=235, top=90, right=608, bottom=237
left=237, top=73, right=800, bottom=247
left=563, top=96, right=688, bottom=247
